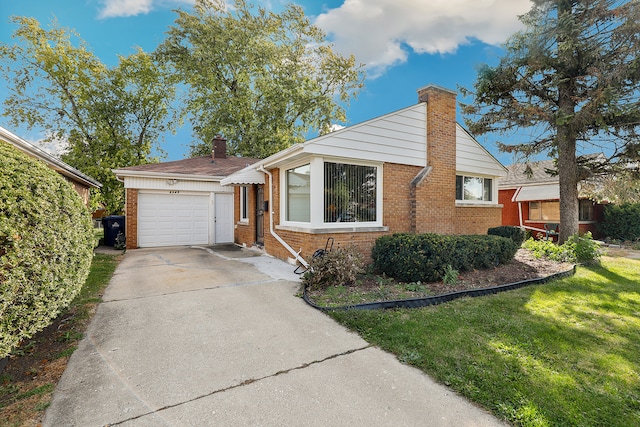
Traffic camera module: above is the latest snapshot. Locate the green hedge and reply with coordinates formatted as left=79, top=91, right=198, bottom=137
left=372, top=233, right=517, bottom=283
left=487, top=225, right=526, bottom=246
left=0, top=141, right=94, bottom=358
left=598, top=203, right=640, bottom=241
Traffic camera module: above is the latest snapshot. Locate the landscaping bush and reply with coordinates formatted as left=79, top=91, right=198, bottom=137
left=522, top=232, right=600, bottom=264
left=0, top=141, right=94, bottom=358
left=371, top=233, right=517, bottom=283
left=487, top=225, right=526, bottom=246
left=598, top=203, right=640, bottom=241
left=302, top=245, right=364, bottom=291
left=523, top=237, right=573, bottom=262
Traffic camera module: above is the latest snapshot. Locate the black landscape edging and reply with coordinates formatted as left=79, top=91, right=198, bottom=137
left=303, top=266, right=577, bottom=312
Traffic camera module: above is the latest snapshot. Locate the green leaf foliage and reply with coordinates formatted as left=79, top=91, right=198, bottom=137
left=461, top=0, right=640, bottom=243
left=487, top=225, right=526, bottom=246
left=372, top=233, right=517, bottom=283
left=0, top=141, right=94, bottom=358
left=522, top=231, right=601, bottom=264
left=599, top=203, right=640, bottom=240
left=0, top=17, right=179, bottom=213
left=156, top=0, right=364, bottom=158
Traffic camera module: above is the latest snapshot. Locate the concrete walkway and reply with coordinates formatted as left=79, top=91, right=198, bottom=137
left=44, top=246, right=507, bottom=426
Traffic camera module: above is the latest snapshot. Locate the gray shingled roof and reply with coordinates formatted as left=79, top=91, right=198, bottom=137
left=500, top=159, right=558, bottom=188
left=116, top=155, right=260, bottom=178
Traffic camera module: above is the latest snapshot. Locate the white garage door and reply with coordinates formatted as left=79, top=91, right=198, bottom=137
left=138, top=192, right=210, bottom=247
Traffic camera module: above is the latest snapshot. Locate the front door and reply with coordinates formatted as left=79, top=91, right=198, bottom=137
left=256, top=186, right=264, bottom=246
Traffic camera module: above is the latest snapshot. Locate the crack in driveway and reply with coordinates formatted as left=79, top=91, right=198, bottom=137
left=107, top=345, right=372, bottom=426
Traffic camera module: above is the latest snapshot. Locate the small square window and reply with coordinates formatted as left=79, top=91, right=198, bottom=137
left=456, top=175, right=492, bottom=201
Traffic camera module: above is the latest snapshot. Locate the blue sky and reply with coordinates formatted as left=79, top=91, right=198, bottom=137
left=0, top=0, right=533, bottom=165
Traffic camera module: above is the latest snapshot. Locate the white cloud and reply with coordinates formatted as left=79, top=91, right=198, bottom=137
left=98, top=0, right=154, bottom=18
left=314, top=0, right=532, bottom=77
left=98, top=0, right=194, bottom=19
left=36, top=132, right=69, bottom=158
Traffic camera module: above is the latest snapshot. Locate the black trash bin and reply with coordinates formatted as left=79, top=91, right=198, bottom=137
left=102, top=215, right=125, bottom=247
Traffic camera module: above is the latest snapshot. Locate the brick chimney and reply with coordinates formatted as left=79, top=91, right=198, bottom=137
left=212, top=135, right=227, bottom=161
left=412, top=84, right=458, bottom=234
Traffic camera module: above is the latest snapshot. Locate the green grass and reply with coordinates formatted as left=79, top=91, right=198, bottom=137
left=71, top=253, right=118, bottom=321
left=329, top=257, right=640, bottom=427
left=0, top=252, right=119, bottom=425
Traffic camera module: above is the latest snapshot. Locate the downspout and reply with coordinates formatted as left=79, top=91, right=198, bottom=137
left=513, top=187, right=524, bottom=228
left=258, top=165, right=309, bottom=268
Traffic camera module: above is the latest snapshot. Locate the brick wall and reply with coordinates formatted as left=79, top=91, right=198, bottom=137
left=125, top=188, right=138, bottom=249
left=234, top=185, right=258, bottom=247
left=499, top=189, right=520, bottom=226
left=455, top=205, right=503, bottom=234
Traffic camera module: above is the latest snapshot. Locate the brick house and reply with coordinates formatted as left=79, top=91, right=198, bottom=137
left=0, top=126, right=101, bottom=207
left=221, top=84, right=507, bottom=266
left=499, top=160, right=605, bottom=239
left=113, top=137, right=259, bottom=248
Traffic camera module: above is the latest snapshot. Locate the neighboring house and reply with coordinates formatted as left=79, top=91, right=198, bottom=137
left=499, top=160, right=605, bottom=238
left=221, top=85, right=508, bottom=266
left=0, top=126, right=101, bottom=207
left=113, top=136, right=259, bottom=248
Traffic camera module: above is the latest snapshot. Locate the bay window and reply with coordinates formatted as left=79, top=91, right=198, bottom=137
left=324, top=162, right=377, bottom=223
left=286, top=164, right=311, bottom=222
left=283, top=159, right=380, bottom=227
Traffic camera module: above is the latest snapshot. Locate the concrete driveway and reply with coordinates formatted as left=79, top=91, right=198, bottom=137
left=44, top=246, right=507, bottom=426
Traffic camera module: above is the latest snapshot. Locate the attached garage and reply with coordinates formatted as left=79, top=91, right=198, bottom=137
left=138, top=192, right=210, bottom=247
left=113, top=137, right=259, bottom=249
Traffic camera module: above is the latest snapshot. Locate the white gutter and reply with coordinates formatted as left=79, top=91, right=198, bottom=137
left=258, top=165, right=309, bottom=268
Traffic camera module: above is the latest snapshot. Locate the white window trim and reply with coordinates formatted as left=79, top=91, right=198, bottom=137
left=280, top=156, right=384, bottom=230
left=239, top=186, right=249, bottom=223
left=455, top=173, right=498, bottom=205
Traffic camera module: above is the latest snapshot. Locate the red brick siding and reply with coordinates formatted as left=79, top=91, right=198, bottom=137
left=234, top=185, right=258, bottom=247
left=499, top=189, right=520, bottom=226
left=125, top=188, right=138, bottom=249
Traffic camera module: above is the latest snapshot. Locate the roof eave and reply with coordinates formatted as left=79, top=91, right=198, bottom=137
left=0, top=126, right=102, bottom=188
left=112, top=169, right=226, bottom=181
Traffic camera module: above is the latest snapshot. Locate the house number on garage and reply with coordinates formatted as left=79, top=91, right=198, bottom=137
left=169, top=190, right=180, bottom=194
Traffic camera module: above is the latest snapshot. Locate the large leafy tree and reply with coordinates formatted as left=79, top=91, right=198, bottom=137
left=156, top=0, right=364, bottom=158
left=0, top=17, right=178, bottom=213
left=461, top=0, right=640, bottom=242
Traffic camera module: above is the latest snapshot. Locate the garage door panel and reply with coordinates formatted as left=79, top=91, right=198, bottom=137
left=138, top=193, right=210, bottom=247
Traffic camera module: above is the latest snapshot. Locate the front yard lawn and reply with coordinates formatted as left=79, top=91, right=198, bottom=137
left=329, top=256, right=640, bottom=427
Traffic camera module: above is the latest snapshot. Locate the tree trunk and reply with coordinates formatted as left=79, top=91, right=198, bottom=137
left=556, top=0, right=579, bottom=244
left=557, top=132, right=579, bottom=243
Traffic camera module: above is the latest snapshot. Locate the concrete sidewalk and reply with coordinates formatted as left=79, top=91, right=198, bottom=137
left=45, top=246, right=507, bottom=426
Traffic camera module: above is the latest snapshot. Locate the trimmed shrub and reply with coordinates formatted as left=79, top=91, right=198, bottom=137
left=0, top=141, right=94, bottom=358
left=598, top=203, right=640, bottom=241
left=488, top=225, right=526, bottom=246
left=372, top=233, right=517, bottom=283
left=302, top=245, right=364, bottom=291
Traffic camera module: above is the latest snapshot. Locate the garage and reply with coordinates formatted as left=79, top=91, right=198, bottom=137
left=113, top=136, right=260, bottom=249
left=138, top=192, right=210, bottom=247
